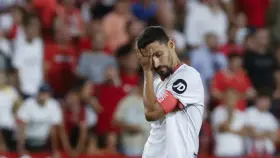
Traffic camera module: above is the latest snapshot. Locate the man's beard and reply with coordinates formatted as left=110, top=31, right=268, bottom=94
left=154, top=66, right=172, bottom=78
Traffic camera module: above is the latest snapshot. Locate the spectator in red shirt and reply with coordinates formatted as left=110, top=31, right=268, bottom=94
left=30, top=0, right=57, bottom=29
left=44, top=17, right=78, bottom=98
left=77, top=20, right=102, bottom=55
left=116, top=43, right=140, bottom=93
left=95, top=65, right=126, bottom=135
left=77, top=20, right=112, bottom=56
left=219, top=26, right=244, bottom=56
left=62, top=88, right=87, bottom=156
left=235, top=0, right=271, bottom=28
left=211, top=53, right=256, bottom=110
left=57, top=0, right=85, bottom=38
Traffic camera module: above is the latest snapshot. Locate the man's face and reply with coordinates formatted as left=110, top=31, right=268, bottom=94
left=139, top=41, right=173, bottom=78
left=38, top=92, right=50, bottom=104
left=25, top=18, right=40, bottom=40
left=256, top=96, right=271, bottom=111
left=206, top=35, right=218, bottom=51
left=229, top=56, right=242, bottom=70
left=256, top=29, right=269, bottom=47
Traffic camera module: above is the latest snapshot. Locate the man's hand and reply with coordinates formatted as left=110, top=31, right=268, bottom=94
left=136, top=49, right=153, bottom=71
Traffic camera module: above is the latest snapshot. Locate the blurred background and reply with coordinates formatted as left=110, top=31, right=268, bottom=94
left=0, top=0, right=279, bottom=157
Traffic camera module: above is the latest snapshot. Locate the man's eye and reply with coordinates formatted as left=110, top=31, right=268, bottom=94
left=156, top=54, right=161, bottom=57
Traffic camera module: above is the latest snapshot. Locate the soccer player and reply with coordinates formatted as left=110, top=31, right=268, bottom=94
left=136, top=26, right=204, bottom=158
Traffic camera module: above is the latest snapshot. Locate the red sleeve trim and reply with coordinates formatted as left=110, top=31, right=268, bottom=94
left=157, top=90, right=178, bottom=114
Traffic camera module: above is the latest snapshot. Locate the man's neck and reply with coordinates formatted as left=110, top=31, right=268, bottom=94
left=171, top=56, right=182, bottom=70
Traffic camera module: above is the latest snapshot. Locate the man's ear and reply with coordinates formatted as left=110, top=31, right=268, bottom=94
left=168, top=39, right=176, bottom=50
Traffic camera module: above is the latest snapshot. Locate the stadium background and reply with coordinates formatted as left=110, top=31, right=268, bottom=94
left=0, top=0, right=279, bottom=157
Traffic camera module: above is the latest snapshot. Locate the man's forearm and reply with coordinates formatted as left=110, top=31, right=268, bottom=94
left=17, top=124, right=26, bottom=153
left=59, top=125, right=72, bottom=152
left=76, top=124, right=87, bottom=153
left=143, top=70, right=157, bottom=111
left=50, top=126, right=59, bottom=152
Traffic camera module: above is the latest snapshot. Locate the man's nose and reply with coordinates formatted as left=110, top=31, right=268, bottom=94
left=152, top=57, right=159, bottom=68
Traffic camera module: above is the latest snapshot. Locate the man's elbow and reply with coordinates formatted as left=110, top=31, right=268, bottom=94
left=144, top=111, right=162, bottom=122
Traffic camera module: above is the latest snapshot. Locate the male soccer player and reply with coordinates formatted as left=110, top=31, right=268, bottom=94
left=136, top=26, right=204, bottom=158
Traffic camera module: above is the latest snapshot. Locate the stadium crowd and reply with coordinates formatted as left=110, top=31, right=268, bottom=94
left=0, top=0, right=279, bottom=157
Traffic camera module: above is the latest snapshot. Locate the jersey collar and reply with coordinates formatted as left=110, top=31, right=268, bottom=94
left=160, top=63, right=184, bottom=81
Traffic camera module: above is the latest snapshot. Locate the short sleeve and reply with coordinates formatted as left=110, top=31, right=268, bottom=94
left=166, top=67, right=204, bottom=108
left=50, top=101, right=62, bottom=125
left=17, top=101, right=31, bottom=123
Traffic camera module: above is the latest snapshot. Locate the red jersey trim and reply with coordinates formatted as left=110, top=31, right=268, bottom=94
left=161, top=63, right=184, bottom=81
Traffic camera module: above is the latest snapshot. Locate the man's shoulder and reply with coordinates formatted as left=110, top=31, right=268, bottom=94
left=171, top=64, right=201, bottom=81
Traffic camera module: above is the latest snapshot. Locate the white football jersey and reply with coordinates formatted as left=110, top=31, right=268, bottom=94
left=142, top=64, right=204, bottom=158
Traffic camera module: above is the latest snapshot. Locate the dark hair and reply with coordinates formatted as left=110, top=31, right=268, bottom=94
left=257, top=87, right=272, bottom=98
left=115, top=43, right=133, bottom=58
left=137, top=26, right=169, bottom=49
left=228, top=53, right=241, bottom=61
left=23, top=13, right=38, bottom=28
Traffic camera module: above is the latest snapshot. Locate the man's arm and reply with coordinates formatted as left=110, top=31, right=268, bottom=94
left=17, top=122, right=26, bottom=155
left=137, top=49, right=179, bottom=121
left=50, top=125, right=59, bottom=153
left=142, top=70, right=166, bottom=121
left=59, top=124, right=72, bottom=154
left=75, top=122, right=88, bottom=154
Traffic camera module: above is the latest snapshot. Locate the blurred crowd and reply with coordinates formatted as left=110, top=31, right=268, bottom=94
left=0, top=0, right=279, bottom=157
